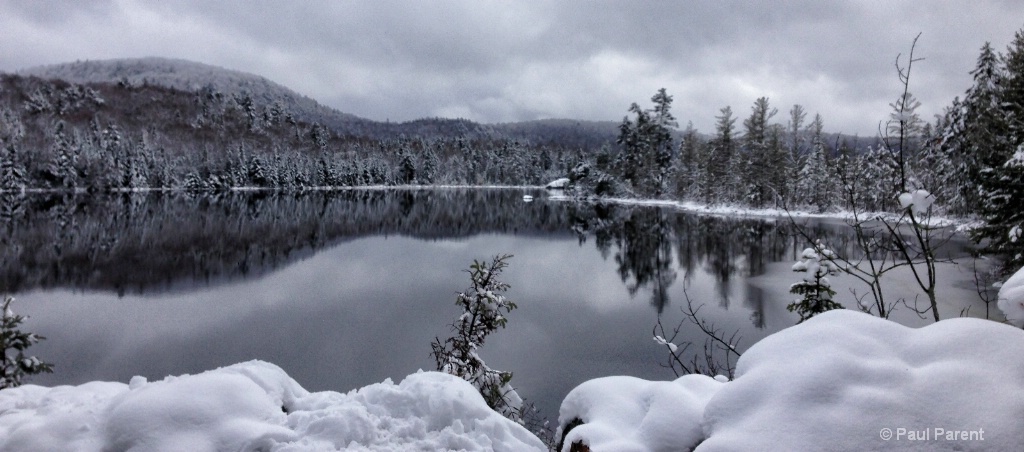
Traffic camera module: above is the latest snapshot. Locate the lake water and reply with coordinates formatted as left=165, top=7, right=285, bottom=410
left=2, top=188, right=993, bottom=422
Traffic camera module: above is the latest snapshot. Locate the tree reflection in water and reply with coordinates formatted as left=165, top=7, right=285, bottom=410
left=1, top=189, right=932, bottom=329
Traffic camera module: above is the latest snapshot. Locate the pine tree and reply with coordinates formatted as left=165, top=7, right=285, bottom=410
left=615, top=89, right=677, bottom=197
left=0, top=143, right=26, bottom=192
left=784, top=104, right=807, bottom=206
left=2, top=296, right=54, bottom=389
left=705, top=106, right=736, bottom=203
left=431, top=255, right=524, bottom=423
left=741, top=97, right=778, bottom=206
left=795, top=114, right=832, bottom=211
left=675, top=122, right=701, bottom=199
left=974, top=30, right=1024, bottom=274
left=789, top=241, right=844, bottom=323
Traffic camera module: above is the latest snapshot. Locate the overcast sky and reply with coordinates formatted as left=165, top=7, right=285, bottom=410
left=2, top=0, right=1022, bottom=135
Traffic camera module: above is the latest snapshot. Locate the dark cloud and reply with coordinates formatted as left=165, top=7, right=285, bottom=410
left=1, top=0, right=1022, bottom=135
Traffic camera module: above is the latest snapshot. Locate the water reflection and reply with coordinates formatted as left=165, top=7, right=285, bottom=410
left=2, top=189, right=984, bottom=420
left=0, top=189, right=573, bottom=294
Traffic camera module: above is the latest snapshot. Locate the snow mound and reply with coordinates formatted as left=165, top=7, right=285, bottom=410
left=699, top=310, right=1024, bottom=451
left=0, top=361, right=545, bottom=452
left=557, top=310, right=1024, bottom=451
left=997, top=266, right=1024, bottom=327
left=557, top=374, right=723, bottom=452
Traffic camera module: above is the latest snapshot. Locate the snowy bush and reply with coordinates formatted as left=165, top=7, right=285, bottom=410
left=1, top=296, right=53, bottom=389
left=430, top=254, right=526, bottom=424
left=788, top=240, right=844, bottom=322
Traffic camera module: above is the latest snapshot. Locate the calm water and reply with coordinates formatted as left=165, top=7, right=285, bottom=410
left=1, top=188, right=990, bottom=420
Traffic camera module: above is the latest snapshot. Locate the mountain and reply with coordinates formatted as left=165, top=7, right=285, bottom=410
left=18, top=57, right=620, bottom=148
left=19, top=57, right=369, bottom=133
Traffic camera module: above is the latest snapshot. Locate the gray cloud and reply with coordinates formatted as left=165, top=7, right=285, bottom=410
left=1, top=0, right=1021, bottom=135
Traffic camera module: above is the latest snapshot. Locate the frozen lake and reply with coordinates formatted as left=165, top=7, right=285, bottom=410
left=3, top=188, right=991, bottom=421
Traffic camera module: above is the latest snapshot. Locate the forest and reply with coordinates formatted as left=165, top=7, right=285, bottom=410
left=1, top=29, right=1022, bottom=279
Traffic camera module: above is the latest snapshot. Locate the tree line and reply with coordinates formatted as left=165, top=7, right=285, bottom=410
left=0, top=74, right=578, bottom=194
left=569, top=28, right=1024, bottom=276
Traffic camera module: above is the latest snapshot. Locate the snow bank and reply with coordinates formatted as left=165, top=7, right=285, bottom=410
left=0, top=361, right=545, bottom=452
left=701, top=310, right=1024, bottom=451
left=997, top=266, right=1024, bottom=327
left=559, top=310, right=1024, bottom=451
left=557, top=374, right=723, bottom=452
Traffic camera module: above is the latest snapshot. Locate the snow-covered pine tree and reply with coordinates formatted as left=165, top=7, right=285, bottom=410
left=705, top=106, right=736, bottom=204
left=431, top=254, right=525, bottom=424
left=1, top=296, right=53, bottom=389
left=675, top=122, right=702, bottom=199
left=784, top=104, right=808, bottom=206
left=789, top=241, right=844, bottom=323
left=945, top=43, right=1007, bottom=215
left=649, top=88, right=678, bottom=197
left=974, top=29, right=1024, bottom=275
left=614, top=89, right=677, bottom=197
left=0, top=143, right=26, bottom=192
left=741, top=97, right=778, bottom=207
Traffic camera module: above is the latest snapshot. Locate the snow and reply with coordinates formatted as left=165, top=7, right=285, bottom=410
left=652, top=335, right=678, bottom=352
left=0, top=361, right=545, bottom=452
left=545, top=178, right=570, bottom=189
left=997, top=266, right=1024, bottom=327
left=560, top=310, right=1024, bottom=451
left=6, top=312, right=1022, bottom=451
left=557, top=375, right=724, bottom=452
left=898, top=189, right=935, bottom=215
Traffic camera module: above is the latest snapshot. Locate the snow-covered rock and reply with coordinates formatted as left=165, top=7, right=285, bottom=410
left=557, top=374, right=723, bottom=452
left=997, top=266, right=1024, bottom=327
left=0, top=361, right=545, bottom=452
left=701, top=310, right=1024, bottom=451
left=559, top=310, right=1024, bottom=451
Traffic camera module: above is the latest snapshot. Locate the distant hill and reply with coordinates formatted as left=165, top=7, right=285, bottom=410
left=17, top=57, right=621, bottom=149
left=19, top=57, right=369, bottom=132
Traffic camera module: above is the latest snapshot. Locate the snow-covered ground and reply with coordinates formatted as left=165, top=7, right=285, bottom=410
left=0, top=362, right=545, bottom=451
left=997, top=265, right=1024, bottom=327
left=558, top=309, right=1024, bottom=451
left=3, top=309, right=1021, bottom=451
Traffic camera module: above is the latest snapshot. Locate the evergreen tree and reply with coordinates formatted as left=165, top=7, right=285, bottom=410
left=431, top=255, right=524, bottom=423
left=1, top=296, right=54, bottom=389
left=705, top=106, right=736, bottom=203
left=784, top=104, right=807, bottom=206
left=741, top=97, right=778, bottom=206
left=796, top=114, right=832, bottom=212
left=789, top=241, right=844, bottom=323
left=974, top=31, right=1024, bottom=274
left=615, top=89, right=677, bottom=197
left=675, top=122, right=701, bottom=199
left=0, top=143, right=26, bottom=192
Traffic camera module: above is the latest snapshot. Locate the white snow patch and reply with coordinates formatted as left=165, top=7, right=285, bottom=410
left=558, top=310, right=1024, bottom=451
left=0, top=361, right=545, bottom=452
left=997, top=266, right=1024, bottom=327
left=699, top=310, right=1024, bottom=450
left=898, top=189, right=934, bottom=215
left=558, top=374, right=723, bottom=452
left=545, top=178, right=570, bottom=190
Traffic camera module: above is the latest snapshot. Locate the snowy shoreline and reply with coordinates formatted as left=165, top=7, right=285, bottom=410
left=3, top=310, right=1023, bottom=451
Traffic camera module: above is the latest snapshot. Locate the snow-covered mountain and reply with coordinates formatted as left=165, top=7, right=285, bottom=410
left=16, top=57, right=620, bottom=146
left=19, top=57, right=368, bottom=132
